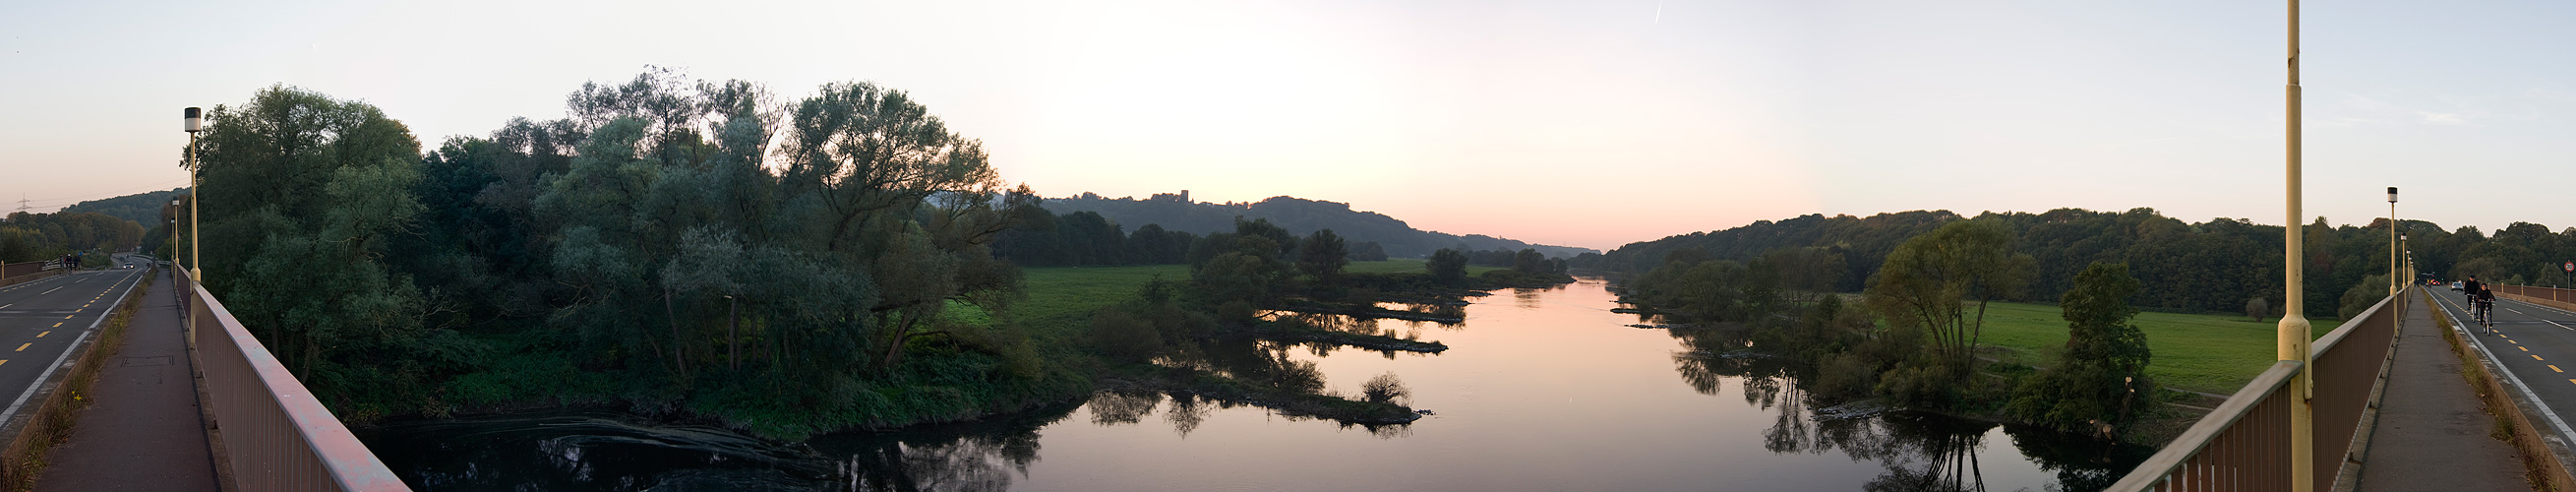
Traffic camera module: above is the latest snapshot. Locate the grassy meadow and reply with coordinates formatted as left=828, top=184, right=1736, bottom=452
left=1974, top=301, right=2337, bottom=394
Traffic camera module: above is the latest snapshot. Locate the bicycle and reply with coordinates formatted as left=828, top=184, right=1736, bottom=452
left=2476, top=297, right=2496, bottom=336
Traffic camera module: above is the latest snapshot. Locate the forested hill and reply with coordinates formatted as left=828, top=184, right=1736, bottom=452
left=59, top=187, right=189, bottom=226
left=1584, top=208, right=2486, bottom=320
left=1042, top=194, right=1594, bottom=259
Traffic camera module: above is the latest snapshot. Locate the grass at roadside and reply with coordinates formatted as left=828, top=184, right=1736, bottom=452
left=1975, top=301, right=2338, bottom=395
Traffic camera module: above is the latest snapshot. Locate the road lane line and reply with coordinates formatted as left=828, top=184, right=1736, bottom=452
left=59, top=315, right=69, bottom=320
left=2552, top=365, right=2564, bottom=373
left=2441, top=296, right=2576, bottom=450
left=0, top=267, right=141, bottom=425
left=34, top=332, right=46, bottom=338
left=37, top=287, right=58, bottom=295
left=2520, top=346, right=2530, bottom=351
left=2537, top=355, right=2546, bottom=361
left=16, top=344, right=28, bottom=352
left=0, top=304, right=10, bottom=309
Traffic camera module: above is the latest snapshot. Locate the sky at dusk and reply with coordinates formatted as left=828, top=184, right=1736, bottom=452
left=5, top=0, right=2574, bottom=251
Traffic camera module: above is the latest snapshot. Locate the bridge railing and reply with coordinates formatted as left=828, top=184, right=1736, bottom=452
left=2496, top=284, right=2576, bottom=313
left=181, top=270, right=409, bottom=491
left=2106, top=288, right=2405, bottom=491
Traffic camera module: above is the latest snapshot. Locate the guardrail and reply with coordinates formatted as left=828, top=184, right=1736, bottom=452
left=1, top=261, right=48, bottom=279
left=2495, top=284, right=2576, bottom=313
left=2105, top=288, right=2405, bottom=491
left=181, top=270, right=410, bottom=491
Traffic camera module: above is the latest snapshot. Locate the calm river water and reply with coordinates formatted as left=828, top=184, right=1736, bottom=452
left=356, top=278, right=2149, bottom=491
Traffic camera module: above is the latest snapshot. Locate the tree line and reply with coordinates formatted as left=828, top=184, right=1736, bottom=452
left=1584, top=208, right=2470, bottom=321
left=1, top=211, right=145, bottom=265
left=988, top=204, right=1387, bottom=268
left=184, top=70, right=1070, bottom=438
left=1622, top=219, right=2159, bottom=440
left=1044, top=193, right=1594, bottom=259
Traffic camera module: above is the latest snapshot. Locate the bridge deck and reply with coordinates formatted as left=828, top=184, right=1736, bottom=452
left=33, top=267, right=219, bottom=491
left=2352, top=292, right=2530, bottom=490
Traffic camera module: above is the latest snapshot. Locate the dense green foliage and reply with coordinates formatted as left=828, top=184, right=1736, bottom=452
left=988, top=204, right=1390, bottom=268
left=2006, top=263, right=2157, bottom=439
left=184, top=73, right=1084, bottom=437
left=0, top=211, right=144, bottom=264
left=1585, top=208, right=2460, bottom=320
left=1043, top=194, right=1592, bottom=259
left=1866, top=220, right=2033, bottom=371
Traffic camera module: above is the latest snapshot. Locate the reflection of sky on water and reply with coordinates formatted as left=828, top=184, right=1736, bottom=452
left=358, top=278, right=2143, bottom=491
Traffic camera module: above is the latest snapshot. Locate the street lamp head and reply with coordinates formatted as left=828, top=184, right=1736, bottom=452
left=184, top=107, right=203, bottom=133
left=2387, top=186, right=2398, bottom=204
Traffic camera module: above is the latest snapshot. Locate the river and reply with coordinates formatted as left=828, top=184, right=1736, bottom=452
left=355, top=278, right=2150, bottom=491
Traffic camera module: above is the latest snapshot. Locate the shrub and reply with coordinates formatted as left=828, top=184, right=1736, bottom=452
left=1090, top=308, right=1162, bottom=362
left=1359, top=372, right=1409, bottom=406
left=1817, top=353, right=1877, bottom=398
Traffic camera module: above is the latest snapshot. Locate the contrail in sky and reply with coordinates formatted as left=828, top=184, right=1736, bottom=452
left=1656, top=2, right=1663, bottom=23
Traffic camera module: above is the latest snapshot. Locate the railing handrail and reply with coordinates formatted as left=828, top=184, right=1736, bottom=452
left=2104, top=285, right=2407, bottom=491
left=2313, top=288, right=2400, bottom=360
left=189, top=276, right=408, bottom=490
left=2104, top=359, right=2306, bottom=491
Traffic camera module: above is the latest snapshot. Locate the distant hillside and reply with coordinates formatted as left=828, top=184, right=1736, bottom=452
left=60, top=188, right=188, bottom=226
left=1582, top=208, right=2427, bottom=319
left=1043, top=193, right=1595, bottom=259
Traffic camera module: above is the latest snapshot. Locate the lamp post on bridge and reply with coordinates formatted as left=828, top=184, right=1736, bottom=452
left=182, top=107, right=203, bottom=282
left=167, top=199, right=177, bottom=271
left=2281, top=0, right=2316, bottom=490
left=2389, top=187, right=2399, bottom=295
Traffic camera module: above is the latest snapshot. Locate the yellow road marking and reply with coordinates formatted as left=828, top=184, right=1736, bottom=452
left=2513, top=339, right=2522, bottom=343
left=2555, top=365, right=2567, bottom=373
left=2520, top=346, right=2530, bottom=351
left=50, top=323, right=59, bottom=328
left=15, top=343, right=28, bottom=351
left=2537, top=355, right=2548, bottom=361
left=61, top=315, right=70, bottom=319
left=35, top=332, right=46, bottom=338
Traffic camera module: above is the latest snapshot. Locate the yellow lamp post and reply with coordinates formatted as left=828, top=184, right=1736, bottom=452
left=2281, top=1, right=2315, bottom=490
left=183, top=107, right=202, bottom=282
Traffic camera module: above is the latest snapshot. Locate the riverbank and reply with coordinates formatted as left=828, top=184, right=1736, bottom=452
left=424, top=261, right=1465, bottom=440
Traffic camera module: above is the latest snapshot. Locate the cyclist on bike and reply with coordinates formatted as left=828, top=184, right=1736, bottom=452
left=2462, top=276, right=2486, bottom=301
left=2478, top=285, right=2499, bottom=335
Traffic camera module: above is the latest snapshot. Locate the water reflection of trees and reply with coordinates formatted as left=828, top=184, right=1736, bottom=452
left=1664, top=324, right=2143, bottom=492
left=1162, top=338, right=1329, bottom=395
left=796, top=401, right=1073, bottom=492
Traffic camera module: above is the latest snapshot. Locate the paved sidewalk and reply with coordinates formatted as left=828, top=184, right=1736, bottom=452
left=2355, top=295, right=2530, bottom=491
left=33, top=269, right=218, bottom=491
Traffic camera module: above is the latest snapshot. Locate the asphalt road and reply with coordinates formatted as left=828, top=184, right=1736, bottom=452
left=2428, top=284, right=2576, bottom=445
left=0, top=258, right=149, bottom=424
